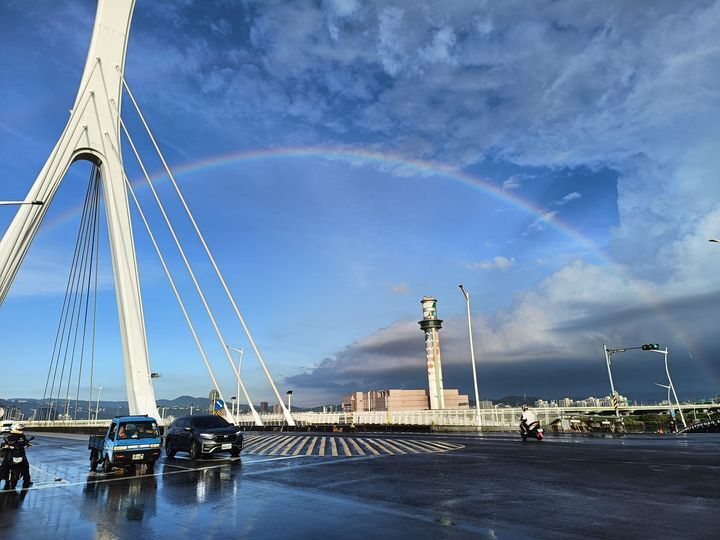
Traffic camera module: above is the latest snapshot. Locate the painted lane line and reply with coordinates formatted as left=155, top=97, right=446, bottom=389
left=25, top=454, right=307, bottom=491
left=318, top=437, right=326, bottom=457
left=330, top=437, right=338, bottom=457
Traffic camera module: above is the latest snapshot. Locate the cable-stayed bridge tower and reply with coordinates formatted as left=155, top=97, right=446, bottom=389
left=0, top=0, right=156, bottom=417
left=0, top=0, right=295, bottom=426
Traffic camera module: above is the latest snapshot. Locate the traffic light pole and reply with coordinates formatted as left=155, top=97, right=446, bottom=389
left=603, top=344, right=621, bottom=418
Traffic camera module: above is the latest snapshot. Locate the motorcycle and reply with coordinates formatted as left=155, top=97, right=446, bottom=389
left=520, top=420, right=544, bottom=441
left=1, top=436, right=34, bottom=489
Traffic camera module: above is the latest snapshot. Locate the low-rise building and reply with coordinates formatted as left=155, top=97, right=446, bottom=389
left=341, top=389, right=469, bottom=412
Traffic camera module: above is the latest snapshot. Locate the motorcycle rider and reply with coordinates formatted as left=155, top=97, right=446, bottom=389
left=520, top=404, right=538, bottom=437
left=0, top=423, right=32, bottom=489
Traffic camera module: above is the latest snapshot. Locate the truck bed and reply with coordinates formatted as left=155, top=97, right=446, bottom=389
left=88, top=434, right=104, bottom=451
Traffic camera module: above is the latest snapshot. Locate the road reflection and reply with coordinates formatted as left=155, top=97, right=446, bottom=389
left=0, top=488, right=29, bottom=512
left=83, top=471, right=157, bottom=530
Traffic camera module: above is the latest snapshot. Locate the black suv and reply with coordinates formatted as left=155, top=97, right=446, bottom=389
left=165, top=415, right=243, bottom=459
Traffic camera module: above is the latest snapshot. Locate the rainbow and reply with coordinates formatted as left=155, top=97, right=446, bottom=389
left=37, top=145, right=716, bottom=387
left=44, top=146, right=601, bottom=256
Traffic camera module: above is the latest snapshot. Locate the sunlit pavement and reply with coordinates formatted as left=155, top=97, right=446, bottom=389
left=0, top=432, right=718, bottom=539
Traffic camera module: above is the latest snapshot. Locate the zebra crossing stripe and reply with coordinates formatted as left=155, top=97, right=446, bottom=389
left=388, top=439, right=422, bottom=454
left=367, top=438, right=397, bottom=455
left=357, top=438, right=380, bottom=455
left=253, top=436, right=287, bottom=454
left=241, top=434, right=463, bottom=457
left=305, top=436, right=318, bottom=456
left=271, top=436, right=298, bottom=455
left=404, top=439, right=442, bottom=452
left=413, top=440, right=451, bottom=451
left=347, top=437, right=366, bottom=456
left=376, top=438, right=408, bottom=455
left=338, top=437, right=351, bottom=456
left=292, top=437, right=308, bottom=456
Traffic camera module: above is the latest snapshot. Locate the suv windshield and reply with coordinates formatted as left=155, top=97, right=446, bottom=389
left=117, top=421, right=159, bottom=439
left=192, top=416, right=229, bottom=429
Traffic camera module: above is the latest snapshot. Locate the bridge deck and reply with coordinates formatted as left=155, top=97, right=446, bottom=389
left=0, top=431, right=718, bottom=538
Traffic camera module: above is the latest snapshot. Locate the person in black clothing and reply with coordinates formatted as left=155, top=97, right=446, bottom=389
left=0, top=424, right=32, bottom=489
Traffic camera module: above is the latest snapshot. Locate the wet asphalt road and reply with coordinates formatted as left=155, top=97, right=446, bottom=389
left=0, top=431, right=718, bottom=539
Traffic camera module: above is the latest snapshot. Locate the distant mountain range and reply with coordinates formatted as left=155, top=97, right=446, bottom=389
left=0, top=396, right=338, bottom=420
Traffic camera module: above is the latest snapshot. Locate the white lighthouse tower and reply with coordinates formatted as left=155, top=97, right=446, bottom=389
left=419, top=296, right=445, bottom=410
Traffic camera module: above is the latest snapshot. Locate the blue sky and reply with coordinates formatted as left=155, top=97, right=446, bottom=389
left=1, top=0, right=719, bottom=406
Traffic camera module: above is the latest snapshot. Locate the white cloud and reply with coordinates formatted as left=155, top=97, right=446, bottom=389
left=390, top=282, right=409, bottom=295
left=466, top=256, right=516, bottom=270
left=526, top=210, right=559, bottom=233
left=502, top=176, right=521, bottom=190
left=555, top=192, right=582, bottom=206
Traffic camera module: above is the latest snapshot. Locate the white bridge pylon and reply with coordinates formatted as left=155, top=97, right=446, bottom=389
left=0, top=0, right=295, bottom=426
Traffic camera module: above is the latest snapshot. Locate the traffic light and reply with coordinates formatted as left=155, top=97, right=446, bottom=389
left=641, top=343, right=660, bottom=351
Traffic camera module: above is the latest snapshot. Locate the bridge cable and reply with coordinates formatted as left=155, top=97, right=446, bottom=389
left=72, top=165, right=101, bottom=419
left=59, top=168, right=100, bottom=418
left=102, top=130, right=234, bottom=420
left=87, top=170, right=101, bottom=421
left=106, top=104, right=262, bottom=425
left=117, top=69, right=291, bottom=424
left=41, top=169, right=97, bottom=420
left=62, top=169, right=100, bottom=418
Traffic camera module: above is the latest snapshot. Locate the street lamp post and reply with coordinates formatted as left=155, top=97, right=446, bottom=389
left=650, top=347, right=687, bottom=428
left=603, top=345, right=621, bottom=418
left=226, top=345, right=245, bottom=420
left=0, top=200, right=44, bottom=206
left=459, top=284, right=482, bottom=428
left=286, top=390, right=293, bottom=412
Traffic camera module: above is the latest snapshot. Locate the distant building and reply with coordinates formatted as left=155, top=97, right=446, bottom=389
left=260, top=402, right=269, bottom=413
left=478, top=400, right=494, bottom=410
left=341, top=389, right=469, bottom=412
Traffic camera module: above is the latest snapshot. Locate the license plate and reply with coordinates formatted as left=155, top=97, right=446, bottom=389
left=132, top=453, right=143, bottom=460
left=221, top=443, right=231, bottom=450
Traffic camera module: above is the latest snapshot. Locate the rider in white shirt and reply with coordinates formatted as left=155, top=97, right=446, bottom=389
left=521, top=404, right=537, bottom=426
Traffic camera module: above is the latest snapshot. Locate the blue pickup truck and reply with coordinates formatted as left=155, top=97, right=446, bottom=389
left=88, top=415, right=162, bottom=473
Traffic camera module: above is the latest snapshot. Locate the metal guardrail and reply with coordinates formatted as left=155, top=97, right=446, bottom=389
left=14, top=403, right=718, bottom=429
left=235, top=403, right=720, bottom=428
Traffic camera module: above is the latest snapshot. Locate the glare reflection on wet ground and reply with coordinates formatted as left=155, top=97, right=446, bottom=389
left=1, top=432, right=718, bottom=539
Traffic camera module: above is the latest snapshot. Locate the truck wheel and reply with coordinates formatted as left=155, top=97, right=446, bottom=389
left=90, top=450, right=100, bottom=471
left=146, top=461, right=155, bottom=474
left=190, top=440, right=202, bottom=460
left=165, top=442, right=176, bottom=458
left=230, top=448, right=240, bottom=457
left=103, top=456, right=113, bottom=474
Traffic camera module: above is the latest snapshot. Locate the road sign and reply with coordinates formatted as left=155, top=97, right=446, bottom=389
left=611, top=395, right=618, bottom=408
left=214, top=399, right=225, bottom=411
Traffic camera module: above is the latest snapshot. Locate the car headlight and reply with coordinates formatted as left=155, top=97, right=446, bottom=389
left=235, top=431, right=243, bottom=437
left=200, top=433, right=214, bottom=440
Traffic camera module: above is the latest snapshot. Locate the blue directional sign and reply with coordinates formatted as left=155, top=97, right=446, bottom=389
left=214, top=399, right=225, bottom=411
